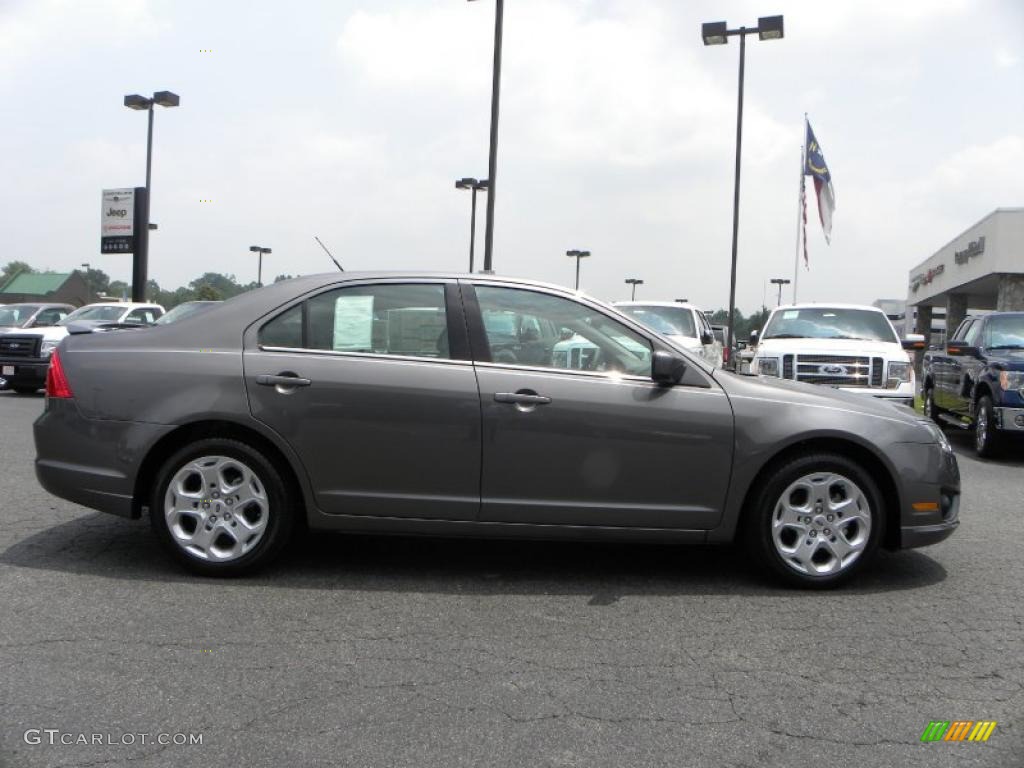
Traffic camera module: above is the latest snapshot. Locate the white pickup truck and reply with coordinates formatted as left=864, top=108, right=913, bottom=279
left=749, top=303, right=924, bottom=408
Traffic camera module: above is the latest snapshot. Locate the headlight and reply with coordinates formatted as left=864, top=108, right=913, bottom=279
left=921, top=420, right=952, bottom=453
left=887, top=361, right=912, bottom=388
left=998, top=371, right=1024, bottom=392
left=757, top=357, right=779, bottom=377
left=40, top=340, right=59, bottom=357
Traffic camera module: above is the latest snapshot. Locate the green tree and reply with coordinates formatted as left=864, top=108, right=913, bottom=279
left=107, top=280, right=130, bottom=300
left=195, top=284, right=221, bottom=301
left=76, top=267, right=110, bottom=297
left=273, top=274, right=295, bottom=283
left=1, top=260, right=34, bottom=285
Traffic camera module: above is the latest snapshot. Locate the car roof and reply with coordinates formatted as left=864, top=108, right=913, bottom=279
left=613, top=300, right=704, bottom=311
left=771, top=303, right=885, bottom=312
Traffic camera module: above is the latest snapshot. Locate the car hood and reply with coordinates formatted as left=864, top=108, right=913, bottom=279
left=755, top=337, right=907, bottom=359
left=987, top=349, right=1024, bottom=368
left=4, top=326, right=69, bottom=341
left=713, top=367, right=922, bottom=426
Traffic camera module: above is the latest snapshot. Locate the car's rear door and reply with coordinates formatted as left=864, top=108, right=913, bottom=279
left=464, top=281, right=734, bottom=530
left=243, top=279, right=482, bottom=520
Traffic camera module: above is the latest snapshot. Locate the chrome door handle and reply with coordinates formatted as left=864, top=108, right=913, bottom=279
left=256, top=374, right=312, bottom=387
left=494, top=392, right=551, bottom=405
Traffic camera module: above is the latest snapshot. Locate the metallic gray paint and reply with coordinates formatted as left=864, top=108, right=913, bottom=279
left=33, top=272, right=959, bottom=552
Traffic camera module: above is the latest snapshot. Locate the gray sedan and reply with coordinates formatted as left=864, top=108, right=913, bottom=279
left=33, top=273, right=959, bottom=587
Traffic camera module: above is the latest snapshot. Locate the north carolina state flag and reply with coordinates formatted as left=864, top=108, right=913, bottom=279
left=804, top=120, right=835, bottom=243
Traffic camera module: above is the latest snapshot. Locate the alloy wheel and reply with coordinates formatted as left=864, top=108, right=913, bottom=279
left=770, top=471, right=872, bottom=576
left=163, top=455, right=269, bottom=562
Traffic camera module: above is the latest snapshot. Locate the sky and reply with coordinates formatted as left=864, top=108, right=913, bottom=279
left=1, top=0, right=1022, bottom=312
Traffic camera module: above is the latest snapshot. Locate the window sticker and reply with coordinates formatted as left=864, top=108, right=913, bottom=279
left=333, top=295, right=374, bottom=351
left=782, top=310, right=799, bottom=320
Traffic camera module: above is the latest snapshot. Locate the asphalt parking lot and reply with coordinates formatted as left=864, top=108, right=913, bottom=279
left=1, top=390, right=1022, bottom=768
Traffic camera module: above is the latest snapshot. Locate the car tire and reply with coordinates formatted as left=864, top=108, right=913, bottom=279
left=744, top=452, right=885, bottom=589
left=923, top=386, right=942, bottom=425
left=974, top=395, right=1002, bottom=459
left=12, top=386, right=39, bottom=394
left=150, top=438, right=295, bottom=576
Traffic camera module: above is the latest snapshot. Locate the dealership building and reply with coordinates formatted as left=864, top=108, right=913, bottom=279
left=907, top=208, right=1024, bottom=343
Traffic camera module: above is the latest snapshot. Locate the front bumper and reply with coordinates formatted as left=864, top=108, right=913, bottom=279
left=891, top=441, right=960, bottom=550
left=0, top=358, right=48, bottom=387
left=994, top=406, right=1024, bottom=432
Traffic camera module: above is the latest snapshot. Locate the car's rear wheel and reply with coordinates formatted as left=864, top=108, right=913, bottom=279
left=150, top=439, right=294, bottom=576
left=923, top=385, right=942, bottom=425
left=974, top=395, right=1002, bottom=458
left=745, top=453, right=884, bottom=588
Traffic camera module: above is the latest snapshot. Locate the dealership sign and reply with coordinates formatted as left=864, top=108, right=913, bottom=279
left=101, top=188, right=136, bottom=254
left=954, top=236, right=985, bottom=265
left=910, top=264, right=945, bottom=293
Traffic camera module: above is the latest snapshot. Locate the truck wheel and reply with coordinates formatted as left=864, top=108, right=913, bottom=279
left=150, top=438, right=295, bottom=576
left=923, top=386, right=942, bottom=425
left=745, top=452, right=884, bottom=589
left=974, top=395, right=1003, bottom=458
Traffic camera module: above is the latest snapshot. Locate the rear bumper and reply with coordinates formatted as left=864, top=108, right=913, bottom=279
left=34, top=399, right=174, bottom=518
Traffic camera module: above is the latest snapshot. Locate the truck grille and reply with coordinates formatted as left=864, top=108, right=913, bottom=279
left=0, top=335, right=39, bottom=358
left=794, top=354, right=876, bottom=388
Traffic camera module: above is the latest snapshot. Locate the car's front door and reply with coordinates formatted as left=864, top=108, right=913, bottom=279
left=465, top=283, right=734, bottom=530
left=244, top=280, right=482, bottom=520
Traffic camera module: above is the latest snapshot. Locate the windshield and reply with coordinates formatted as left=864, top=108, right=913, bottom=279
left=155, top=302, right=219, bottom=325
left=762, top=307, right=899, bottom=343
left=59, top=305, right=126, bottom=324
left=0, top=304, right=41, bottom=327
left=617, top=305, right=696, bottom=338
left=987, top=315, right=1024, bottom=349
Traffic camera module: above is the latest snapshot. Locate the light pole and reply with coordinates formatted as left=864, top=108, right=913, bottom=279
left=80, top=263, right=91, bottom=298
left=455, top=177, right=488, bottom=272
left=468, top=0, right=504, bottom=274
left=701, top=15, right=783, bottom=365
left=124, top=90, right=179, bottom=302
left=625, top=278, right=644, bottom=301
left=770, top=277, right=791, bottom=306
left=249, top=246, right=272, bottom=286
left=566, top=250, right=590, bottom=290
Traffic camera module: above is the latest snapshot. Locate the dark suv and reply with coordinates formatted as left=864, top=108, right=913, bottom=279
left=922, top=312, right=1024, bottom=457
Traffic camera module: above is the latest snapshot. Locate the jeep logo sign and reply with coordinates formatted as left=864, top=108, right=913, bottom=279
left=101, top=188, right=136, bottom=254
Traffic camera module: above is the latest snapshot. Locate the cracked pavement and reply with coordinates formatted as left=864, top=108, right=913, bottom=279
left=0, top=391, right=1021, bottom=767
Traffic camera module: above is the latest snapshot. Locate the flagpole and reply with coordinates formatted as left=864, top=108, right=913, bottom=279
left=792, top=115, right=807, bottom=303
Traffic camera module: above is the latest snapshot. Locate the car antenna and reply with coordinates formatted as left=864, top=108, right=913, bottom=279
left=314, top=235, right=344, bottom=272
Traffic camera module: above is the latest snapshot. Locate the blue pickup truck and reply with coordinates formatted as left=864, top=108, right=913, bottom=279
left=922, top=312, right=1024, bottom=457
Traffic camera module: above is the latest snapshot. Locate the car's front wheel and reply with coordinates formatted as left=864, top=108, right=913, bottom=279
left=923, top=386, right=942, bottom=425
left=746, top=453, right=884, bottom=588
left=974, top=395, right=1002, bottom=458
left=150, top=439, right=295, bottom=576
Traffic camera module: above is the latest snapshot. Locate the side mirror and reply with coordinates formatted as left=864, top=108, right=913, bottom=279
left=700, top=331, right=714, bottom=345
left=651, top=350, right=686, bottom=385
left=749, top=329, right=759, bottom=345
left=901, top=333, right=926, bottom=351
left=947, top=340, right=980, bottom=357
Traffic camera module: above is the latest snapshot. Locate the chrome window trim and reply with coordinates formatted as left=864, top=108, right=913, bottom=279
left=257, top=345, right=471, bottom=367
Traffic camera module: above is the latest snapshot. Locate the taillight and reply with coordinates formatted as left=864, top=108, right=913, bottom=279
left=46, top=349, right=74, bottom=399
left=723, top=347, right=730, bottom=363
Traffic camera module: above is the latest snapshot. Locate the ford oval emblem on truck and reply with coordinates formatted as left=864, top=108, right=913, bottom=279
left=820, top=364, right=847, bottom=375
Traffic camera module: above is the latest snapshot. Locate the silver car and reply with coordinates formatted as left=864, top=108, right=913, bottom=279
left=34, top=273, right=959, bottom=587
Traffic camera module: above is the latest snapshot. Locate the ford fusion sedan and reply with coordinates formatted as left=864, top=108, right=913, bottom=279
left=34, top=274, right=959, bottom=587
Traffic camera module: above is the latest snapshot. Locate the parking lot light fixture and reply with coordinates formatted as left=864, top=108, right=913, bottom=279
left=123, top=89, right=180, bottom=303
left=625, top=278, right=644, bottom=301
left=249, top=245, right=272, bottom=287
left=455, top=177, right=488, bottom=272
left=566, top=250, right=591, bottom=291
left=770, top=277, right=791, bottom=306
left=700, top=16, right=784, bottom=367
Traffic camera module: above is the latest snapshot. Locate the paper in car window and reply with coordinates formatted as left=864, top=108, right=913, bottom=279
left=782, top=310, right=799, bottom=319
left=333, top=295, right=374, bottom=351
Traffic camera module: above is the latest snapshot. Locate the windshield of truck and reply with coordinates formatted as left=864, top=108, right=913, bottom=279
left=617, top=305, right=696, bottom=338
left=987, top=315, right=1024, bottom=349
left=0, top=304, right=41, bottom=327
left=59, top=305, right=127, bottom=324
left=762, top=307, right=899, bottom=343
